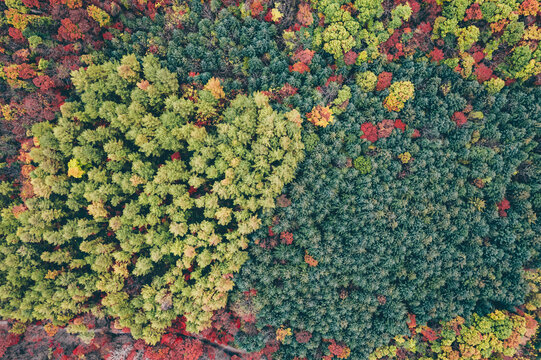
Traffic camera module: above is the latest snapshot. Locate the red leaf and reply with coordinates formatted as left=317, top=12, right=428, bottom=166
left=497, top=198, right=510, bottom=211
left=280, top=232, right=294, bottom=245
left=264, top=9, right=272, bottom=22
left=289, top=62, right=310, bottom=73
left=429, top=48, right=444, bottom=62
left=17, top=64, right=36, bottom=79
left=472, top=51, right=484, bottom=63
left=452, top=111, right=467, bottom=127
left=465, top=3, right=483, bottom=21
left=408, top=0, right=420, bottom=15
left=497, top=198, right=510, bottom=217
left=361, top=122, right=378, bottom=143
left=250, top=0, right=264, bottom=17
left=394, top=119, right=406, bottom=132
left=297, top=3, right=313, bottom=27
left=293, top=49, right=315, bottom=65
left=406, top=314, right=417, bottom=335
left=33, top=75, right=55, bottom=91
left=8, top=27, right=24, bottom=41
left=421, top=327, right=439, bottom=342
left=344, top=51, right=358, bottom=65
left=376, top=72, right=392, bottom=91
left=474, top=64, right=493, bottom=83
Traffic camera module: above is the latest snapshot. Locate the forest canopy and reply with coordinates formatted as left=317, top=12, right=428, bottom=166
left=0, top=0, right=539, bottom=359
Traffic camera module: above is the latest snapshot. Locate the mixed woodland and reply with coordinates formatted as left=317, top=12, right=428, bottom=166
left=0, top=0, right=540, bottom=359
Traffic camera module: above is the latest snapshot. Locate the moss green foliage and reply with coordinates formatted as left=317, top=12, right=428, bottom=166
left=0, top=54, right=303, bottom=344
left=233, top=61, right=540, bottom=359
left=384, top=81, right=415, bottom=111
left=303, top=132, right=321, bottom=152
left=524, top=270, right=541, bottom=314
left=485, top=77, right=506, bottom=94
left=388, top=4, right=412, bottom=30
left=311, top=0, right=388, bottom=60
left=455, top=25, right=479, bottom=53
left=353, top=155, right=371, bottom=174
left=331, top=85, right=351, bottom=115
left=356, top=71, right=378, bottom=92
left=321, top=22, right=358, bottom=59
left=354, top=0, right=384, bottom=25
left=502, top=20, right=525, bottom=46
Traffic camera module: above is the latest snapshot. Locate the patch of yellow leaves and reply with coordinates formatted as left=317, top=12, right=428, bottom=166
left=204, top=77, right=225, bottom=99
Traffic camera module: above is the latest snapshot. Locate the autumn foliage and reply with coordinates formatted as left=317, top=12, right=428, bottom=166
left=0, top=0, right=540, bottom=359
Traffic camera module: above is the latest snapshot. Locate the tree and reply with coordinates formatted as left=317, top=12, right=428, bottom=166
left=233, top=61, right=540, bottom=359
left=0, top=54, right=304, bottom=344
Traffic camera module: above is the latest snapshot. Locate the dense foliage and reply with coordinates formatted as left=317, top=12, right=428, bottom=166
left=0, top=0, right=130, bottom=181
left=107, top=2, right=292, bottom=93
left=305, top=0, right=541, bottom=85
left=0, top=54, right=303, bottom=343
left=0, top=0, right=539, bottom=359
left=369, top=310, right=538, bottom=360
left=367, top=269, right=541, bottom=360
left=233, top=60, right=540, bottom=359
